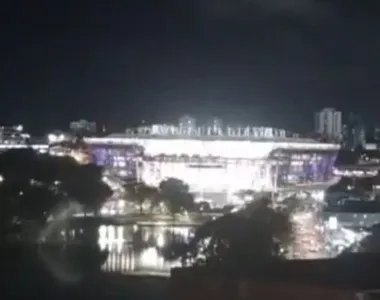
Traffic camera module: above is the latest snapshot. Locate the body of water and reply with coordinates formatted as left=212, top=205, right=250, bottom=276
left=63, top=223, right=196, bottom=276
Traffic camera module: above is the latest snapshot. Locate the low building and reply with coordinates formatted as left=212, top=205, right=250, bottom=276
left=70, top=119, right=97, bottom=136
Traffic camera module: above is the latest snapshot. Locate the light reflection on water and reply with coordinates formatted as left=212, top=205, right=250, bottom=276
left=73, top=224, right=195, bottom=276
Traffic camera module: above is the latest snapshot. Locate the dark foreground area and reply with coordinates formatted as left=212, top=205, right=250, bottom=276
left=1, top=244, right=168, bottom=300
left=5, top=242, right=380, bottom=300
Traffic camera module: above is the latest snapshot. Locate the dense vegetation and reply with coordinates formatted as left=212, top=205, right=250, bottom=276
left=162, top=197, right=294, bottom=267
left=124, top=177, right=196, bottom=217
left=0, top=148, right=112, bottom=241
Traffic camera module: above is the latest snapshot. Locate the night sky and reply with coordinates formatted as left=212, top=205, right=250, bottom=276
left=1, top=0, right=380, bottom=134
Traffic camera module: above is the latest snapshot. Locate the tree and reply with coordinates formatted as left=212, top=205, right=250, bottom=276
left=163, top=197, right=293, bottom=267
left=124, top=182, right=158, bottom=214
left=60, top=163, right=112, bottom=213
left=235, top=189, right=256, bottom=203
left=159, top=178, right=195, bottom=218
left=0, top=149, right=112, bottom=241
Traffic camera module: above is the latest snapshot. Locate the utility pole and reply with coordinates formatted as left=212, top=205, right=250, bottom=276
left=271, top=161, right=279, bottom=202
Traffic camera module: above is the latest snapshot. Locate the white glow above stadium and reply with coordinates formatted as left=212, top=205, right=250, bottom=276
left=86, top=137, right=339, bottom=159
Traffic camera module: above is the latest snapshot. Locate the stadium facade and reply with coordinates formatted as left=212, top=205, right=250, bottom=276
left=76, top=125, right=340, bottom=204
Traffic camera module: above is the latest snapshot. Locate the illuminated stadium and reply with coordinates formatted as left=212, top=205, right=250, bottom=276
left=66, top=122, right=339, bottom=204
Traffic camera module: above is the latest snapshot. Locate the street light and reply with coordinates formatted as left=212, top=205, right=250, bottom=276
left=47, top=133, right=65, bottom=144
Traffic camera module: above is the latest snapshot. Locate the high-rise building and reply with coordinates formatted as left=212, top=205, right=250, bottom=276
left=373, top=125, right=380, bottom=143
left=342, top=113, right=365, bottom=150
left=314, top=108, right=342, bottom=140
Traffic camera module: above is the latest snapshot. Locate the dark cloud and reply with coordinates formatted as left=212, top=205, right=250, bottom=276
left=196, top=0, right=334, bottom=20
left=255, top=0, right=324, bottom=13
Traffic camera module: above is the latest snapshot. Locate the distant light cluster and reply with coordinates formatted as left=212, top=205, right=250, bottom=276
left=289, top=210, right=326, bottom=259
left=287, top=199, right=371, bottom=259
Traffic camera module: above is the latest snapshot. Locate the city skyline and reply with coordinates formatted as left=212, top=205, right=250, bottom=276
left=2, top=1, right=380, bottom=290
left=0, top=108, right=377, bottom=138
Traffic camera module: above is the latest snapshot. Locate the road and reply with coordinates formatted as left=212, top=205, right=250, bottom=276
left=72, top=212, right=219, bottom=226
